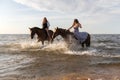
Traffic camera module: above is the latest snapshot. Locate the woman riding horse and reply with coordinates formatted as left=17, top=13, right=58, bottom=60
left=52, top=27, right=90, bottom=48
left=29, top=27, right=53, bottom=45
left=68, top=19, right=90, bottom=47
left=42, top=17, right=51, bottom=40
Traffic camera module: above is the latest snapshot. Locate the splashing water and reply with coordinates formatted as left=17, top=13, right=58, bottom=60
left=0, top=34, right=120, bottom=57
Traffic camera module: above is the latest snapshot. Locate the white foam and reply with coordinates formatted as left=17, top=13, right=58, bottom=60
left=4, top=39, right=102, bottom=57
left=20, top=40, right=40, bottom=49
left=65, top=48, right=98, bottom=56
left=1, top=34, right=120, bottom=58
left=41, top=41, right=68, bottom=51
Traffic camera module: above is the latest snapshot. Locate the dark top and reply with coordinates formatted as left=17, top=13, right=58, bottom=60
left=42, top=23, right=48, bottom=30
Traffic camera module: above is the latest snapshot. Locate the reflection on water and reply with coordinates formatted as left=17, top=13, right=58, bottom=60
left=0, top=53, right=35, bottom=77
left=0, top=51, right=120, bottom=80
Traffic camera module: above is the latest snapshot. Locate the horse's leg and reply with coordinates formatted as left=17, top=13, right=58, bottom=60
left=81, top=43, right=84, bottom=48
left=47, top=37, right=51, bottom=44
left=85, top=39, right=89, bottom=47
left=50, top=34, right=53, bottom=44
left=37, top=39, right=40, bottom=42
left=88, top=34, right=91, bottom=47
left=86, top=40, right=90, bottom=47
left=51, top=39, right=53, bottom=43
left=49, top=31, right=53, bottom=44
left=41, top=41, right=44, bottom=45
left=86, top=34, right=91, bottom=47
left=48, top=40, right=50, bottom=44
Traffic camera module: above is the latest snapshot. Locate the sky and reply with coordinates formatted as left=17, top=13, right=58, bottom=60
left=0, top=0, right=120, bottom=34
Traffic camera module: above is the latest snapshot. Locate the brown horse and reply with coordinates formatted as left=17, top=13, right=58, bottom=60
left=52, top=27, right=91, bottom=48
left=29, top=27, right=54, bottom=45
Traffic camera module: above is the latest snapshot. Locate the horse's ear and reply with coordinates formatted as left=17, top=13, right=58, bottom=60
left=29, top=27, right=31, bottom=30
left=55, top=27, right=58, bottom=30
left=29, top=27, right=32, bottom=32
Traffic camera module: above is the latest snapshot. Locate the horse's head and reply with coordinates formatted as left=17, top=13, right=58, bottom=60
left=52, top=27, right=70, bottom=40
left=29, top=27, right=36, bottom=39
left=52, top=27, right=60, bottom=39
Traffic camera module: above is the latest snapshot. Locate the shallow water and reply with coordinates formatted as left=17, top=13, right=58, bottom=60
left=0, top=34, right=120, bottom=80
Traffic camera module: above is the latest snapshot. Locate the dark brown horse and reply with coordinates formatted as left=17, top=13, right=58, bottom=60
left=29, top=27, right=54, bottom=45
left=52, top=27, right=91, bottom=48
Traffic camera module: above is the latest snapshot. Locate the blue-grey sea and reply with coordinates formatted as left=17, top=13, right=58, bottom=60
left=0, top=34, right=120, bottom=80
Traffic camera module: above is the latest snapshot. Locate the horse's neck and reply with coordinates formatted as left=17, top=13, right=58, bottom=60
left=60, top=31, right=73, bottom=40
left=35, top=29, right=42, bottom=36
left=60, top=31, right=67, bottom=39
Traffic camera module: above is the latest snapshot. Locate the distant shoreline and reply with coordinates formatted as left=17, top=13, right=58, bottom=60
left=0, top=34, right=120, bottom=35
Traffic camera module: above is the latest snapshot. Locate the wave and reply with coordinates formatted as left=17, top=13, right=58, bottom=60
left=0, top=34, right=120, bottom=58
left=0, top=39, right=120, bottom=58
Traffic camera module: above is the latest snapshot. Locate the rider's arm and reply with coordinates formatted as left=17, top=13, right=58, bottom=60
left=68, top=22, right=75, bottom=30
left=79, top=23, right=82, bottom=28
left=68, top=26, right=73, bottom=30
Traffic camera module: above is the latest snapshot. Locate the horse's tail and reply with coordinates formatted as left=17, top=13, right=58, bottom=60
left=86, top=33, right=91, bottom=47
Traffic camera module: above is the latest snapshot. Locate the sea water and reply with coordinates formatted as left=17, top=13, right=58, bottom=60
left=0, top=34, right=120, bottom=80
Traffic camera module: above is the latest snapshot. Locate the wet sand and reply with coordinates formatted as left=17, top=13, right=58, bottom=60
left=0, top=50, right=120, bottom=80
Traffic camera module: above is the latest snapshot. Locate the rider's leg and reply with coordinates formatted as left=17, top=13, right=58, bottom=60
left=45, top=28, right=51, bottom=40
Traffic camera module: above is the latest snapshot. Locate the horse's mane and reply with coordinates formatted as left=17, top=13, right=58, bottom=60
left=58, top=28, right=73, bottom=34
left=58, top=28, right=66, bottom=31
left=31, top=27, right=53, bottom=33
left=32, top=27, right=42, bottom=30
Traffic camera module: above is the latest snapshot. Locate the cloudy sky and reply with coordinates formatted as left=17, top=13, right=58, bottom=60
left=0, top=0, right=120, bottom=34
